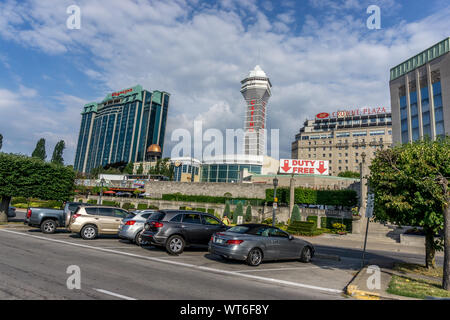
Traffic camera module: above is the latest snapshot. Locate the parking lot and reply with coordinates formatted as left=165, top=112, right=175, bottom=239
left=0, top=223, right=362, bottom=299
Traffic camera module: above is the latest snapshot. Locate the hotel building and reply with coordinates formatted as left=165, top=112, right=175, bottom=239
left=74, top=85, right=170, bottom=173
left=291, top=108, right=393, bottom=176
left=390, top=37, right=450, bottom=143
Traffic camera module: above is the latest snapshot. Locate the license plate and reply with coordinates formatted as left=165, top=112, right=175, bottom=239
left=214, top=238, right=225, bottom=244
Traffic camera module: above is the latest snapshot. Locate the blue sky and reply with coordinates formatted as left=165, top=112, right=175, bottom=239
left=0, top=0, right=449, bottom=165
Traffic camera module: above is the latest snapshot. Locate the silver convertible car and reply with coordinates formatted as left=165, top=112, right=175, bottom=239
left=208, top=224, right=315, bottom=266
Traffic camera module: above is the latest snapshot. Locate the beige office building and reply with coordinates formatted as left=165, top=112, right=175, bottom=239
left=291, top=108, right=393, bottom=176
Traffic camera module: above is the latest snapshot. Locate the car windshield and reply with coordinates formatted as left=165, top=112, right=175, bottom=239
left=227, top=226, right=250, bottom=234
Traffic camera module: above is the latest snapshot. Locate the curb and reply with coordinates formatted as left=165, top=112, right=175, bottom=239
left=346, top=284, right=382, bottom=300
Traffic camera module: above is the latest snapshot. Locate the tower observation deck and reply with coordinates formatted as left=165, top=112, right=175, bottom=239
left=240, top=65, right=272, bottom=156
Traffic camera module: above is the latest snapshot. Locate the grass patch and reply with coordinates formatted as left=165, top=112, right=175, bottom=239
left=387, top=275, right=450, bottom=299
left=393, top=263, right=443, bottom=279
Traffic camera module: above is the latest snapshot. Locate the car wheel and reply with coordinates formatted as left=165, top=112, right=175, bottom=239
left=81, top=225, right=98, bottom=240
left=41, top=219, right=57, bottom=234
left=246, top=248, right=263, bottom=267
left=300, top=246, right=312, bottom=263
left=166, top=235, right=185, bottom=255
left=135, top=230, right=144, bottom=246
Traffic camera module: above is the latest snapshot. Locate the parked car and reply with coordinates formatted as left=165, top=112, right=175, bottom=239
left=25, top=202, right=93, bottom=234
left=141, top=210, right=228, bottom=255
left=118, top=210, right=157, bottom=246
left=68, top=205, right=130, bottom=240
left=208, top=224, right=315, bottom=267
left=8, top=206, right=16, bottom=218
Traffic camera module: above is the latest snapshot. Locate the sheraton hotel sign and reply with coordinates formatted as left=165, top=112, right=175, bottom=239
left=315, top=107, right=389, bottom=120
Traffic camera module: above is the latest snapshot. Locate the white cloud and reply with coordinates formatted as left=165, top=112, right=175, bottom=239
left=0, top=0, right=449, bottom=162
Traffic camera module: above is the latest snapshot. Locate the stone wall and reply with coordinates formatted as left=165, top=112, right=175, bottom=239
left=142, top=177, right=361, bottom=200
left=79, top=196, right=353, bottom=228
left=144, top=181, right=269, bottom=199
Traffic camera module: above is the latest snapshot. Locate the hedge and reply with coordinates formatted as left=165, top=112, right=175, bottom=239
left=162, top=193, right=265, bottom=206
left=137, top=203, right=147, bottom=210
left=321, top=217, right=352, bottom=232
left=122, top=203, right=135, bottom=210
left=266, top=187, right=357, bottom=207
left=207, top=208, right=215, bottom=215
left=195, top=208, right=206, bottom=213
left=307, top=216, right=318, bottom=228
left=103, top=200, right=120, bottom=207
left=87, top=199, right=97, bottom=204
left=287, top=221, right=316, bottom=234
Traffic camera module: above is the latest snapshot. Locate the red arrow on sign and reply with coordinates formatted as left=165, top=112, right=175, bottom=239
left=316, top=161, right=327, bottom=174
left=281, top=160, right=291, bottom=172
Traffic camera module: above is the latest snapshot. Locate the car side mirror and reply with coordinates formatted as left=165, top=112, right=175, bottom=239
left=289, top=235, right=294, bottom=240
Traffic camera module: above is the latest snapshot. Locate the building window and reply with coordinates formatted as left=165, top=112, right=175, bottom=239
left=400, top=95, right=408, bottom=143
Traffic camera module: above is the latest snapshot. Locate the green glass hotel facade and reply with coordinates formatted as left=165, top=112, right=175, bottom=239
left=390, top=37, right=450, bottom=144
left=74, top=85, right=170, bottom=173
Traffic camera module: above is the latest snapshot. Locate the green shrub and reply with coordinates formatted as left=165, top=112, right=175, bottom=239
left=207, top=208, right=215, bottom=215
left=321, top=217, right=352, bottom=232
left=122, top=203, right=135, bottom=210
left=103, top=200, right=119, bottom=207
left=148, top=205, right=159, bottom=210
left=137, top=203, right=147, bottom=210
left=179, top=206, right=186, bottom=210
left=195, top=208, right=206, bottom=213
left=262, top=217, right=277, bottom=225
left=87, top=199, right=97, bottom=204
left=223, top=203, right=231, bottom=217
left=332, top=223, right=347, bottom=234
left=307, top=216, right=318, bottom=228
left=233, top=203, right=244, bottom=224
left=245, top=205, right=252, bottom=222
left=287, top=221, right=316, bottom=234
left=162, top=193, right=265, bottom=206
left=11, top=197, right=28, bottom=205
left=266, top=188, right=357, bottom=207
left=291, top=205, right=301, bottom=222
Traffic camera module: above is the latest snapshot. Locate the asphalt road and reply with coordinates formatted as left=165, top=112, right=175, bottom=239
left=1, top=211, right=440, bottom=300
left=0, top=228, right=352, bottom=300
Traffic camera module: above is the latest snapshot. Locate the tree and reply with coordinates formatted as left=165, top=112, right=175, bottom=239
left=368, top=137, right=449, bottom=279
left=123, top=162, right=134, bottom=174
left=291, top=204, right=301, bottom=222
left=0, top=153, right=75, bottom=222
left=136, top=163, right=144, bottom=175
left=31, top=138, right=47, bottom=161
left=338, top=171, right=360, bottom=179
left=233, top=202, right=244, bottom=224
left=223, top=202, right=231, bottom=218
left=0, top=133, right=3, bottom=150
left=245, top=205, right=252, bottom=222
left=51, top=140, right=65, bottom=165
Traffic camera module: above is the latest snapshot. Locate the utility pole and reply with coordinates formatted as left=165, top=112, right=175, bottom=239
left=272, top=177, right=278, bottom=227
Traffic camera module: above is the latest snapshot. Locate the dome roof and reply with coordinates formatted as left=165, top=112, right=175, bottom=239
left=247, top=65, right=267, bottom=78
left=147, top=144, right=161, bottom=153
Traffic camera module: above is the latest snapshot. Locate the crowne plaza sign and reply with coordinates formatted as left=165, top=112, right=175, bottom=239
left=316, top=107, right=389, bottom=119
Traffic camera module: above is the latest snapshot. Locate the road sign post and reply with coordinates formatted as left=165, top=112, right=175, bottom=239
left=361, top=193, right=374, bottom=267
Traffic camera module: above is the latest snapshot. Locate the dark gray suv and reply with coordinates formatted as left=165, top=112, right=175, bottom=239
left=141, top=210, right=228, bottom=255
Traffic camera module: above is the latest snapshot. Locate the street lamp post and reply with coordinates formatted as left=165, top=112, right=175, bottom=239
left=99, top=177, right=106, bottom=205
left=272, top=177, right=279, bottom=227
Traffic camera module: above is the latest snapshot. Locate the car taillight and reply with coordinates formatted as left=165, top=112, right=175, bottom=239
left=27, top=209, right=32, bottom=218
left=151, top=221, right=163, bottom=228
left=125, top=220, right=136, bottom=226
left=226, top=240, right=244, bottom=245
left=72, top=213, right=81, bottom=221
left=210, top=236, right=214, bottom=242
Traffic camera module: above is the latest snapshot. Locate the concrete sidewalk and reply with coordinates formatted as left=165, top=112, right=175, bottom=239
left=345, top=260, right=419, bottom=300
left=299, top=233, right=444, bottom=257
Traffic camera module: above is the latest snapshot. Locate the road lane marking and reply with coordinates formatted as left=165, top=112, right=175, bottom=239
left=234, top=263, right=360, bottom=273
left=93, top=288, right=137, bottom=300
left=0, top=229, right=343, bottom=294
